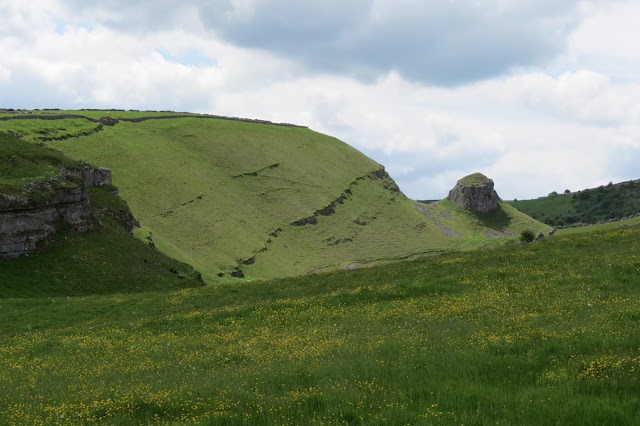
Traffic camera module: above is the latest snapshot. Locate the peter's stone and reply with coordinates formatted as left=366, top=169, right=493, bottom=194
left=447, top=173, right=499, bottom=213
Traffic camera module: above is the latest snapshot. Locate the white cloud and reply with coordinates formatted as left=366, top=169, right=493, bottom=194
left=469, top=70, right=640, bottom=126
left=567, top=1, right=640, bottom=76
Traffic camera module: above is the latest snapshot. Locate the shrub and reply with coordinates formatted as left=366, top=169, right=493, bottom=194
left=520, top=229, right=535, bottom=242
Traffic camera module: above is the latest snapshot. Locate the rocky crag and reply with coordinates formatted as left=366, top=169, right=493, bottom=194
left=0, top=163, right=137, bottom=258
left=447, top=173, right=499, bottom=213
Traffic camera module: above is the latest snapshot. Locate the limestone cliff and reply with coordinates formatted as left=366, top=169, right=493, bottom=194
left=0, top=163, right=136, bottom=258
left=447, top=173, right=499, bottom=213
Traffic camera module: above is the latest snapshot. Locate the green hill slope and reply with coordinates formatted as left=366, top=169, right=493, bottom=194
left=1, top=222, right=639, bottom=424
left=1, top=111, right=548, bottom=282
left=509, top=180, right=640, bottom=226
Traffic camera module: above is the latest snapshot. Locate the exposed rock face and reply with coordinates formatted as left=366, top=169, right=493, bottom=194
left=0, top=163, right=120, bottom=258
left=447, top=173, right=499, bottom=213
left=81, top=165, right=112, bottom=187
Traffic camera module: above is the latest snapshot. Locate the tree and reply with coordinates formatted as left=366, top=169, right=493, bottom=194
left=564, top=189, right=570, bottom=194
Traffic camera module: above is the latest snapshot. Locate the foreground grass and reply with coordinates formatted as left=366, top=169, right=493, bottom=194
left=1, top=226, right=639, bottom=425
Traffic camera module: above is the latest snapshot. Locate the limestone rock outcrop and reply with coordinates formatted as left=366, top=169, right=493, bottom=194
left=0, top=163, right=129, bottom=258
left=447, top=173, right=499, bottom=213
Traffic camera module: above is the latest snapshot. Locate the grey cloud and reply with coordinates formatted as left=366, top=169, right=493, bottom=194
left=57, top=0, right=581, bottom=85
left=200, top=0, right=581, bottom=85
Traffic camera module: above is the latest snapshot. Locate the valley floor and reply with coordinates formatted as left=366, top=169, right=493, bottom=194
left=1, top=225, right=639, bottom=424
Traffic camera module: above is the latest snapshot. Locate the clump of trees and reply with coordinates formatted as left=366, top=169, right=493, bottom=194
left=541, top=180, right=640, bottom=227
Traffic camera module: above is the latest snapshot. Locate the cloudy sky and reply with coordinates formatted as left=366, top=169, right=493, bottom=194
left=1, top=1, right=639, bottom=200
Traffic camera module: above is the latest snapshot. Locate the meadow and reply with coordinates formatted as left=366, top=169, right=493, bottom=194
left=1, top=224, right=639, bottom=425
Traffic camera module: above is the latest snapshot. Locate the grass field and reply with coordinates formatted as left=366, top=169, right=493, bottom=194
left=0, top=112, right=548, bottom=282
left=1, top=224, right=639, bottom=424
left=510, top=193, right=577, bottom=224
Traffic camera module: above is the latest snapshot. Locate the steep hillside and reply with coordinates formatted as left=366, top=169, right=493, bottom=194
left=509, top=179, right=640, bottom=226
left=0, top=132, right=205, bottom=297
left=1, top=111, right=548, bottom=282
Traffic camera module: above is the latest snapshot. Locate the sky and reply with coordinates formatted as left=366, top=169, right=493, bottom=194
left=1, top=0, right=639, bottom=200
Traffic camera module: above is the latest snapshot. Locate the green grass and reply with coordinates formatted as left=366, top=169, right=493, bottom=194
left=1, top=112, right=550, bottom=283
left=457, top=172, right=492, bottom=186
left=0, top=118, right=101, bottom=143
left=0, top=131, right=80, bottom=195
left=556, top=215, right=640, bottom=236
left=1, top=224, right=639, bottom=424
left=0, top=214, right=205, bottom=298
left=510, top=192, right=580, bottom=226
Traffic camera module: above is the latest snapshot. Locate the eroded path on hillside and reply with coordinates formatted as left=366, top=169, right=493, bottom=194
left=413, top=202, right=463, bottom=237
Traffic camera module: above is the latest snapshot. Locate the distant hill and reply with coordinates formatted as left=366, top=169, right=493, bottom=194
left=508, top=179, right=640, bottom=226
left=1, top=110, right=548, bottom=282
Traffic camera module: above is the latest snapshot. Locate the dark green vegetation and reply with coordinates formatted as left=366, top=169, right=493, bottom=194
left=0, top=111, right=547, bottom=282
left=520, top=229, right=535, bottom=242
left=510, top=179, right=640, bottom=226
left=1, top=224, right=639, bottom=424
left=0, top=133, right=204, bottom=297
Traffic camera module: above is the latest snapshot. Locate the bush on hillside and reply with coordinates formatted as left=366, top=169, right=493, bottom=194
left=520, top=229, right=535, bottom=242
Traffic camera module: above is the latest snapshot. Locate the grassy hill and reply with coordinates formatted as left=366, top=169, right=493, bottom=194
left=509, top=179, right=640, bottom=227
left=0, top=132, right=205, bottom=297
left=1, top=110, right=548, bottom=282
left=1, top=221, right=639, bottom=424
